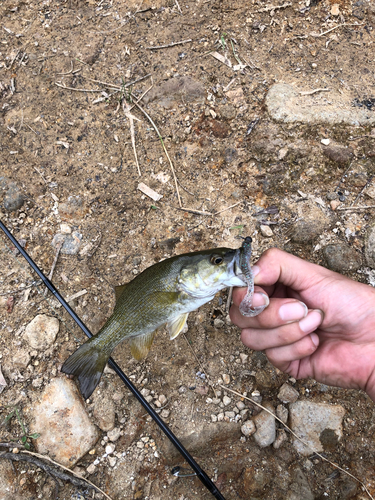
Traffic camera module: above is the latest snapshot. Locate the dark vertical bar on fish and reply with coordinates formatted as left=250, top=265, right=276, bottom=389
left=0, top=220, right=227, bottom=500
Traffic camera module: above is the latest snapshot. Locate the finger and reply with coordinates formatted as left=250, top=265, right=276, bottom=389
left=231, top=296, right=308, bottom=330
left=253, top=248, right=336, bottom=292
left=265, top=332, right=320, bottom=373
left=240, top=310, right=323, bottom=350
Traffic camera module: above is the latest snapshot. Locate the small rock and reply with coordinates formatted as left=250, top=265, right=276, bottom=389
left=214, top=318, right=225, bottom=329
left=253, top=402, right=276, bottom=447
left=222, top=374, right=230, bottom=385
left=223, top=395, right=231, bottom=406
left=51, top=231, right=82, bottom=255
left=105, top=443, right=115, bottom=454
left=277, top=383, right=299, bottom=403
left=29, top=378, right=99, bottom=467
left=276, top=404, right=288, bottom=424
left=273, top=428, right=287, bottom=449
left=3, top=183, right=24, bottom=211
left=92, top=392, right=116, bottom=431
left=24, top=314, right=59, bottom=350
left=13, top=350, right=31, bottom=370
left=60, top=223, right=71, bottom=234
left=239, top=353, right=248, bottom=364
left=211, top=414, right=218, bottom=422
left=158, top=394, right=167, bottom=405
left=330, top=200, right=340, bottom=211
left=260, top=224, right=273, bottom=238
left=289, top=401, right=345, bottom=455
left=86, top=463, right=97, bottom=475
left=330, top=3, right=340, bottom=16
left=161, top=409, right=170, bottom=418
left=224, top=411, right=236, bottom=420
left=321, top=138, right=330, bottom=146
left=322, top=244, right=362, bottom=272
left=107, top=427, right=121, bottom=442
left=108, top=456, right=117, bottom=467
left=326, top=192, right=338, bottom=201
left=236, top=401, right=245, bottom=411
left=323, top=145, right=353, bottom=165
left=241, top=419, right=256, bottom=437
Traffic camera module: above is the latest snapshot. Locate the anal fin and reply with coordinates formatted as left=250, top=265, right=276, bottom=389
left=129, top=331, right=156, bottom=361
left=167, top=313, right=189, bottom=340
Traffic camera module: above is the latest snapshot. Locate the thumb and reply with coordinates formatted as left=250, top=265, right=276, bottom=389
left=254, top=248, right=333, bottom=292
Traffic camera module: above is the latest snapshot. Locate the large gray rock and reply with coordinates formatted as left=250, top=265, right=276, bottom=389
left=29, top=378, right=99, bottom=467
left=289, top=401, right=345, bottom=456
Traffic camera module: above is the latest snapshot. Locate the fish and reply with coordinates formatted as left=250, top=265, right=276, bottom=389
left=61, top=238, right=263, bottom=399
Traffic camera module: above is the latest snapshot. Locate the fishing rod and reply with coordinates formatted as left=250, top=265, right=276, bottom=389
left=0, top=220, right=227, bottom=500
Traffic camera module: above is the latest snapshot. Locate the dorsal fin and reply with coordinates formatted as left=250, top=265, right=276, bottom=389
left=167, top=313, right=189, bottom=340
left=114, top=284, right=128, bottom=302
left=129, top=331, right=156, bottom=361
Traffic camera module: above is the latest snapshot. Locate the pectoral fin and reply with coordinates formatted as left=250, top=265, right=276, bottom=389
left=167, top=313, right=189, bottom=340
left=129, top=331, right=156, bottom=361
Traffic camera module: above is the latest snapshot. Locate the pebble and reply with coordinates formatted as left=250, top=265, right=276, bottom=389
left=289, top=401, right=345, bottom=455
left=51, top=231, right=83, bottom=255
left=161, top=409, right=170, bottom=418
left=322, top=244, right=362, bottom=272
left=105, top=443, right=115, bottom=454
left=107, top=427, right=121, bottom=442
left=108, top=456, right=117, bottom=467
left=28, top=378, right=99, bottom=466
left=239, top=353, right=248, bottom=364
left=321, top=138, right=330, bottom=146
left=330, top=200, right=340, bottom=211
left=211, top=414, right=218, bottom=422
left=260, top=224, right=273, bottom=238
left=86, top=464, right=97, bottom=475
left=224, top=411, right=236, bottom=420
left=323, top=145, right=353, bottom=165
left=24, top=314, right=59, bottom=350
left=330, top=3, right=340, bottom=15
left=276, top=404, right=288, bottom=424
left=214, top=318, right=225, bottom=328
left=158, top=394, right=167, bottom=405
left=13, top=349, right=31, bottom=370
left=273, top=429, right=287, bottom=449
left=222, top=395, right=231, bottom=406
left=222, top=374, right=230, bottom=385
left=277, top=383, right=299, bottom=403
left=92, top=392, right=116, bottom=431
left=236, top=401, right=245, bottom=411
left=3, top=183, right=24, bottom=211
left=253, top=402, right=276, bottom=447
left=241, top=419, right=256, bottom=437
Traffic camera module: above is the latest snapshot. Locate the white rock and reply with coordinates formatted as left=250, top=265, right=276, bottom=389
left=86, top=463, right=97, bottom=475
left=158, top=394, right=167, bottom=405
left=222, top=396, right=231, bottom=406
left=260, top=225, right=273, bottom=238
left=321, top=138, right=330, bottom=146
left=28, top=378, right=99, bottom=467
left=24, top=314, right=59, bottom=350
left=239, top=353, right=248, bottom=364
left=253, top=402, right=276, bottom=447
left=211, top=414, right=218, bottom=422
left=222, top=374, right=230, bottom=385
left=107, top=427, right=121, bottom=442
left=108, top=456, right=117, bottom=467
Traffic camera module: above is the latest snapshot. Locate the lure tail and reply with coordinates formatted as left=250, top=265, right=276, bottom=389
left=61, top=337, right=112, bottom=400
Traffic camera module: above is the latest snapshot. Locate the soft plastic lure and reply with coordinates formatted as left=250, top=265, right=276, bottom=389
left=239, top=236, right=267, bottom=317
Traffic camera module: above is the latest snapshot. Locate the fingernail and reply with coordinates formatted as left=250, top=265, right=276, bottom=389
left=310, top=332, right=319, bottom=347
left=299, top=310, right=323, bottom=333
left=252, top=292, right=269, bottom=307
left=279, top=301, right=308, bottom=322
left=252, top=265, right=260, bottom=277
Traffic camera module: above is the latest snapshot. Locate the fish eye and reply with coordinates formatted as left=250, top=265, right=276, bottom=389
left=210, top=254, right=224, bottom=265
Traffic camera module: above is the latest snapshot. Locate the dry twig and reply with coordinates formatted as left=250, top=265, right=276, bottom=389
left=146, top=39, right=192, bottom=50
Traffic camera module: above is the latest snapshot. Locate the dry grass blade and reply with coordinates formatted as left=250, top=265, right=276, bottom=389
left=220, top=385, right=374, bottom=500
left=123, top=100, right=141, bottom=176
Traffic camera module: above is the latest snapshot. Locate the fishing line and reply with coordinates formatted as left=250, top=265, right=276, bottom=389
left=0, top=220, right=227, bottom=500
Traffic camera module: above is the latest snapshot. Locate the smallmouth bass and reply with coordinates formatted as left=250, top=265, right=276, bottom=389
left=62, top=238, right=265, bottom=399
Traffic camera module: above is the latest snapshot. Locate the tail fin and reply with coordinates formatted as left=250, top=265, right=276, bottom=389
left=61, top=338, right=111, bottom=400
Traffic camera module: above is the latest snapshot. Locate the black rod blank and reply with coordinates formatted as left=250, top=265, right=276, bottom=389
left=0, top=220, right=226, bottom=500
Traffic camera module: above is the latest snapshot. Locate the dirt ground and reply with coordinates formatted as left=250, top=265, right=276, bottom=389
left=1, top=0, right=375, bottom=499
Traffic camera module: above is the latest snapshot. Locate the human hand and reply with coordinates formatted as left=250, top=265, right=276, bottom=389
left=230, top=248, right=375, bottom=401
